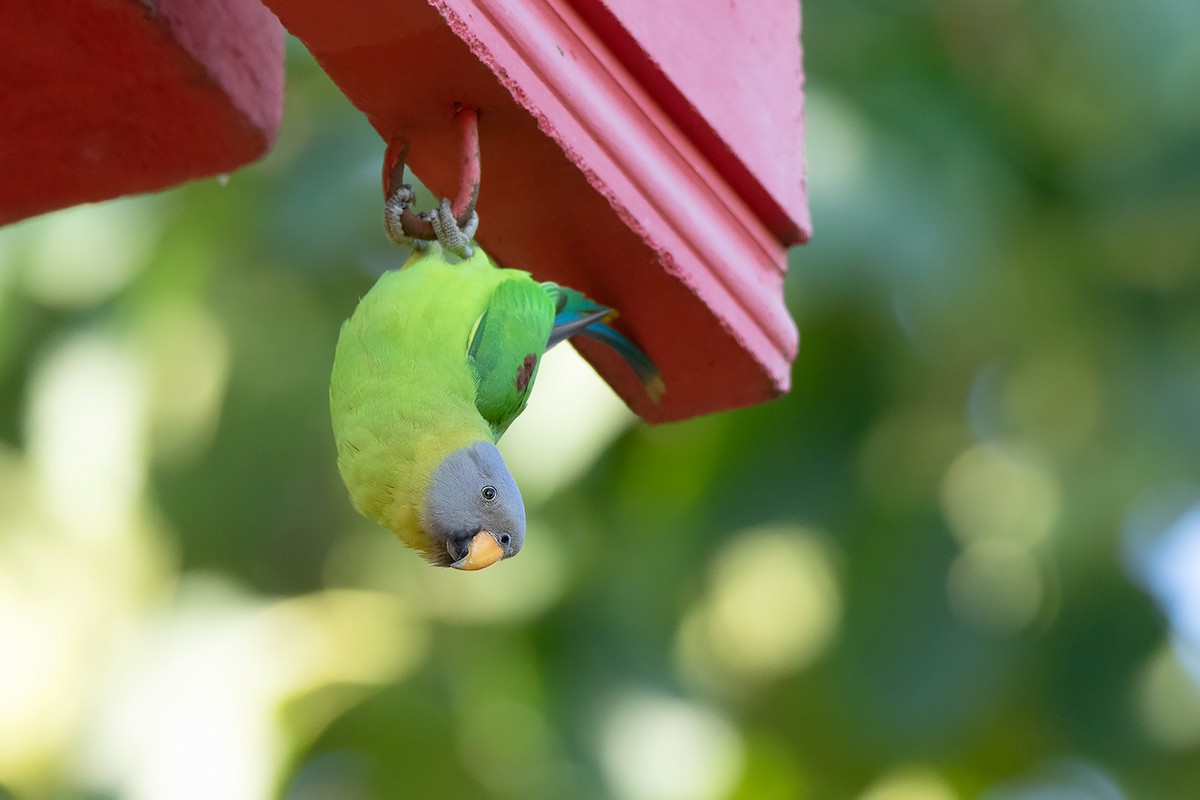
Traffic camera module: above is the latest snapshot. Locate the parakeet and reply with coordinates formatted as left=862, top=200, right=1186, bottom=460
left=330, top=243, right=663, bottom=570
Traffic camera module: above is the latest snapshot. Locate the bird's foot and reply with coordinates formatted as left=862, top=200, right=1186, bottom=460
left=384, top=191, right=478, bottom=257
left=428, top=198, right=478, bottom=258
left=383, top=183, right=419, bottom=246
left=380, top=109, right=481, bottom=259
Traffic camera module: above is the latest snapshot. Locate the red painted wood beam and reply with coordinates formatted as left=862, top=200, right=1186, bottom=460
left=274, top=0, right=809, bottom=422
left=568, top=0, right=810, bottom=247
left=0, top=0, right=284, bottom=226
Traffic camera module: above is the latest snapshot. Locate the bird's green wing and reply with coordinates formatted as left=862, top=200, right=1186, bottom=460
left=467, top=276, right=557, bottom=440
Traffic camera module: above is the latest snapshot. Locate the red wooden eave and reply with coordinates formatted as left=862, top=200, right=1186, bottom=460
left=0, top=0, right=284, bottom=225
left=264, top=0, right=810, bottom=422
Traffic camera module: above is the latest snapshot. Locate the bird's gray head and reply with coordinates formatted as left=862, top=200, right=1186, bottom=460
left=421, top=440, right=525, bottom=569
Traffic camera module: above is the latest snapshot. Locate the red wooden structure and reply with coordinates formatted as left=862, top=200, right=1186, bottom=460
left=0, top=0, right=808, bottom=423
left=0, top=0, right=284, bottom=225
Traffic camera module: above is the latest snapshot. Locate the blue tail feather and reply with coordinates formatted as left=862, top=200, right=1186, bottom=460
left=576, top=321, right=666, bottom=403
left=543, top=282, right=664, bottom=402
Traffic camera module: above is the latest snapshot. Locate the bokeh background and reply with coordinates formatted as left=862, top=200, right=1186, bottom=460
left=3, top=1, right=1200, bottom=798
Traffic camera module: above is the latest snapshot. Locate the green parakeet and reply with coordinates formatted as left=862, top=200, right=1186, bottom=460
left=330, top=243, right=662, bottom=570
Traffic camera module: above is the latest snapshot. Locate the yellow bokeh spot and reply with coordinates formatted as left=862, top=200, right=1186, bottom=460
left=601, top=692, right=744, bottom=800
left=17, top=197, right=159, bottom=308
left=136, top=301, right=231, bottom=465
left=27, top=334, right=149, bottom=545
left=858, top=766, right=960, bottom=800
left=677, top=525, right=840, bottom=690
left=946, top=539, right=1044, bottom=632
left=72, top=580, right=424, bottom=800
left=1136, top=642, right=1200, bottom=749
left=0, top=568, right=86, bottom=788
left=941, top=442, right=1060, bottom=547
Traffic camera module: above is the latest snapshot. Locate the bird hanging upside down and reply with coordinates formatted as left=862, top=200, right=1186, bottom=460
left=329, top=241, right=663, bottom=571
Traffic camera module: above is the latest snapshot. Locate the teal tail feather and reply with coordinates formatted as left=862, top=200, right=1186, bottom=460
left=576, top=320, right=666, bottom=403
left=543, top=283, right=665, bottom=403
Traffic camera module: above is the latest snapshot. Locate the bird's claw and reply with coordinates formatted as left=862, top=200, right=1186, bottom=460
left=383, top=190, right=477, bottom=258
left=383, top=185, right=418, bottom=246
left=429, top=198, right=477, bottom=258
left=381, top=109, right=482, bottom=259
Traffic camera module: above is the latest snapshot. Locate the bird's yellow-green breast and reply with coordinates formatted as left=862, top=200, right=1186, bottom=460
left=329, top=248, right=518, bottom=552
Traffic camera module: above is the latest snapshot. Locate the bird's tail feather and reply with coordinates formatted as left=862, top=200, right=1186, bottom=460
left=543, top=283, right=665, bottom=403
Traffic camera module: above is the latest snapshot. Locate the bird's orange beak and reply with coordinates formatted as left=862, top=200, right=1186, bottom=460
left=450, top=530, right=504, bottom=571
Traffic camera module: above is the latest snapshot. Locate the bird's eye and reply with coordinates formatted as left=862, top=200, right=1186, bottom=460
left=481, top=485, right=497, bottom=501
left=499, top=533, right=511, bottom=546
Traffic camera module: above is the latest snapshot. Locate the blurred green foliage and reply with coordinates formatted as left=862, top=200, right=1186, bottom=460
left=2, top=2, right=1200, bottom=799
